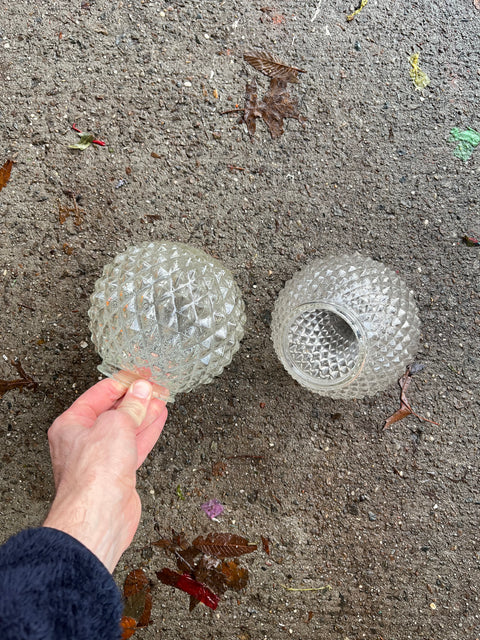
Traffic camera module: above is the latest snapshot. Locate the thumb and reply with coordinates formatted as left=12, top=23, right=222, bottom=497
left=117, top=379, right=153, bottom=427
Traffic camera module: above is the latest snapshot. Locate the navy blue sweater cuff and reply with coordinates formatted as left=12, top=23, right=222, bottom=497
left=0, top=527, right=122, bottom=640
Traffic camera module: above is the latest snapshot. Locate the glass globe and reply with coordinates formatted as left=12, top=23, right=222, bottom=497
left=271, top=253, right=421, bottom=399
left=88, top=241, right=246, bottom=402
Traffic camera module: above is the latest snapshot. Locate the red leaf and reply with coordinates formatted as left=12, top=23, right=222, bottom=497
left=0, top=159, right=13, bottom=193
left=157, top=568, right=220, bottom=610
left=192, top=533, right=257, bottom=558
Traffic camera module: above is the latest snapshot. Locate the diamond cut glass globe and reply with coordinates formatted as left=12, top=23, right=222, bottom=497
left=271, top=253, right=421, bottom=399
left=88, top=242, right=246, bottom=402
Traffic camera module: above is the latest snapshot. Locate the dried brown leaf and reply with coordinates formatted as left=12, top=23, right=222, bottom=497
left=235, top=77, right=307, bottom=139
left=244, top=51, right=306, bottom=83
left=192, top=533, right=258, bottom=558
left=261, top=77, right=307, bottom=138
left=383, top=404, right=413, bottom=429
left=0, top=159, right=13, bottom=193
left=383, top=364, right=438, bottom=430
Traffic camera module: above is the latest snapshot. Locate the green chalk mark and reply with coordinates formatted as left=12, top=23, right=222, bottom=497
left=449, top=127, right=480, bottom=161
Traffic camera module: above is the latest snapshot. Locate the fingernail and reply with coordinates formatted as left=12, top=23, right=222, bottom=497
left=131, top=379, right=152, bottom=399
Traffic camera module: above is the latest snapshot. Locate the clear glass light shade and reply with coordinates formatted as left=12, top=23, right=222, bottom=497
left=88, top=242, right=246, bottom=402
left=271, top=253, right=421, bottom=399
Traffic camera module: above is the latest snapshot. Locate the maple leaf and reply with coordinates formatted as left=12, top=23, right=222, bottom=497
left=261, top=77, right=307, bottom=138
left=232, top=78, right=307, bottom=139
left=244, top=51, right=306, bottom=83
left=0, top=159, right=13, bottom=193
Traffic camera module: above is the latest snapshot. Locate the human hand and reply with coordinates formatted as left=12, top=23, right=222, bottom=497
left=43, top=378, right=168, bottom=572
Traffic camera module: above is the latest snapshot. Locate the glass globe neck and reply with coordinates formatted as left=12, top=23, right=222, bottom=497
left=97, top=362, right=172, bottom=402
left=280, top=300, right=368, bottom=392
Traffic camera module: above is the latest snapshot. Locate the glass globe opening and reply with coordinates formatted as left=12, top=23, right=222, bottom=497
left=282, top=303, right=367, bottom=389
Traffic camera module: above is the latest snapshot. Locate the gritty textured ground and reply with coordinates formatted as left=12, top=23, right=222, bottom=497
left=1, top=1, right=479, bottom=639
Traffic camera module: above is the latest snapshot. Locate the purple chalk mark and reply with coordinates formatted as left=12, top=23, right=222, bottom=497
left=201, top=499, right=224, bottom=519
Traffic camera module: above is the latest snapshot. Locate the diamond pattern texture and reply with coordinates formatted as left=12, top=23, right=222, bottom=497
left=271, top=253, right=421, bottom=399
left=88, top=242, right=245, bottom=401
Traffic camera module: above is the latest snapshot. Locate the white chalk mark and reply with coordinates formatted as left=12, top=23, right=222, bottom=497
left=311, top=0, right=323, bottom=22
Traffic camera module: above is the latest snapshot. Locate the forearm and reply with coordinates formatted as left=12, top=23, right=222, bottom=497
left=0, top=528, right=122, bottom=640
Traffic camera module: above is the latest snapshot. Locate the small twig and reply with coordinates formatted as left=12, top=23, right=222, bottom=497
left=446, top=468, right=469, bottom=483
left=281, top=584, right=332, bottom=592
left=0, top=359, right=38, bottom=398
left=221, top=108, right=245, bottom=115
left=226, top=455, right=264, bottom=461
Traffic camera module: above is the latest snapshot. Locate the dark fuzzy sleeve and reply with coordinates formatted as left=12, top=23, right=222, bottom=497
left=0, top=527, right=123, bottom=640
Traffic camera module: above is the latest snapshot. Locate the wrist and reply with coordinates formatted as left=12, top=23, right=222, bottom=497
left=43, top=486, right=139, bottom=572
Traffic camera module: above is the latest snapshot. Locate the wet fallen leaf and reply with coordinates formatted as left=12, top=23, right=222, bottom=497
left=462, top=234, right=479, bottom=246
left=220, top=559, right=249, bottom=591
left=261, top=535, right=271, bottom=555
left=244, top=51, right=305, bottom=83
left=0, top=159, right=13, bottom=193
left=120, top=616, right=137, bottom=640
left=153, top=530, right=256, bottom=612
left=122, top=569, right=152, bottom=629
left=261, top=77, right=307, bottom=138
left=383, top=363, right=438, bottom=430
left=0, top=359, right=38, bottom=398
left=69, top=133, right=95, bottom=150
left=409, top=53, right=430, bottom=90
left=192, top=533, right=257, bottom=558
left=157, top=568, right=220, bottom=610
